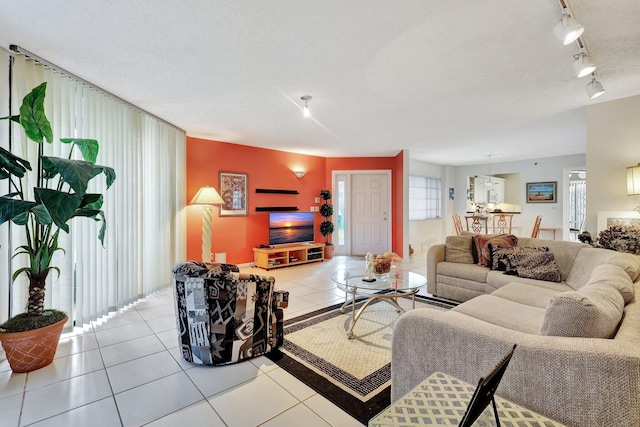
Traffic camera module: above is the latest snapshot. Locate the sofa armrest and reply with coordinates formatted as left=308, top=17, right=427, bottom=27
left=392, top=309, right=640, bottom=427
left=426, top=244, right=445, bottom=296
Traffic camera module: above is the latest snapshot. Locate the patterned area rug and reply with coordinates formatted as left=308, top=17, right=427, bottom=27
left=266, top=294, right=456, bottom=425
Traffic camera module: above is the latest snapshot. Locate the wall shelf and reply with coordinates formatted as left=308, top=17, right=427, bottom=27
left=256, top=189, right=299, bottom=194
left=255, top=206, right=299, bottom=212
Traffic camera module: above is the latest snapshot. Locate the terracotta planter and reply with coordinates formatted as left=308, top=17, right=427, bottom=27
left=0, top=315, right=67, bottom=373
left=324, top=244, right=335, bottom=260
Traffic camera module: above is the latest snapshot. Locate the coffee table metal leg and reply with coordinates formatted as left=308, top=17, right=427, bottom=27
left=346, top=289, right=420, bottom=339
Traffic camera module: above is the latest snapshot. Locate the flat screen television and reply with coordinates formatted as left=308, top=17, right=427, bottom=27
left=268, top=212, right=315, bottom=246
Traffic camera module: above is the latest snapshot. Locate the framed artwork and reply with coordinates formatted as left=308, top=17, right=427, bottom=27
left=597, top=211, right=640, bottom=234
left=526, top=181, right=557, bottom=203
left=219, top=171, right=248, bottom=216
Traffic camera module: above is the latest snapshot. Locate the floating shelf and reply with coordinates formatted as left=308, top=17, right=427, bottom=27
left=255, top=206, right=299, bottom=212
left=255, top=189, right=299, bottom=194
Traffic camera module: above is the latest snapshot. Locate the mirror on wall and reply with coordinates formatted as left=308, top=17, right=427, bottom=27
left=466, top=173, right=521, bottom=213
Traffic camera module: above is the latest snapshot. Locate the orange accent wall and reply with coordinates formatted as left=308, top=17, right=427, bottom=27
left=187, top=136, right=404, bottom=263
left=325, top=153, right=404, bottom=257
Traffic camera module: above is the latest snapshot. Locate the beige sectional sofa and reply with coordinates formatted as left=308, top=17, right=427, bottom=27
left=392, top=235, right=640, bottom=426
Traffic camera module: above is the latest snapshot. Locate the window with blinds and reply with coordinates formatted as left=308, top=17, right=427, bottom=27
left=409, top=175, right=442, bottom=220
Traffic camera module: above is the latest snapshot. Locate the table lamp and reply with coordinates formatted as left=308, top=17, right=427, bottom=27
left=190, top=186, right=224, bottom=262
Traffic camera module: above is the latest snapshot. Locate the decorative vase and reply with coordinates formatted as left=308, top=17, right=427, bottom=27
left=0, top=315, right=67, bottom=373
left=324, top=244, right=335, bottom=260
left=373, top=256, right=392, bottom=281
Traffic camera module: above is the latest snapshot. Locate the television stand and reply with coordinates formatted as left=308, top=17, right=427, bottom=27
left=253, top=243, right=325, bottom=270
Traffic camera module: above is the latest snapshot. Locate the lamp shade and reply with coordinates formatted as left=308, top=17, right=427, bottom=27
left=190, top=186, right=224, bottom=205
left=554, top=14, right=584, bottom=45
left=586, top=77, right=605, bottom=99
left=572, top=54, right=596, bottom=78
left=627, top=164, right=640, bottom=196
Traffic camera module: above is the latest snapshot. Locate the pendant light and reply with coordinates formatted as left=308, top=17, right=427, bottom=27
left=301, top=95, right=312, bottom=118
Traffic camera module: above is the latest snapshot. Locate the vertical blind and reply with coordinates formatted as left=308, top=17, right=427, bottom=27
left=409, top=175, right=442, bottom=220
left=0, top=51, right=186, bottom=329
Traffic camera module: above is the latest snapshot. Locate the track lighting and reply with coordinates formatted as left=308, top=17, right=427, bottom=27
left=586, top=74, right=605, bottom=99
left=572, top=51, right=596, bottom=78
left=554, top=8, right=584, bottom=45
left=301, top=95, right=312, bottom=118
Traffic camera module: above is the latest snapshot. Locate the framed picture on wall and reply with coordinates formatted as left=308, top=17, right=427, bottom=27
left=219, top=171, right=248, bottom=216
left=526, top=181, right=557, bottom=203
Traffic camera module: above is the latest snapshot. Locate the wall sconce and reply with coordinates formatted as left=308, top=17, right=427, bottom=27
left=627, top=164, right=640, bottom=196
left=627, top=163, right=640, bottom=214
left=293, top=170, right=306, bottom=179
left=190, top=186, right=224, bottom=262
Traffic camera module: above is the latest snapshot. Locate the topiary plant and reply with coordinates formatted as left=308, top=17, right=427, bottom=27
left=319, top=189, right=334, bottom=245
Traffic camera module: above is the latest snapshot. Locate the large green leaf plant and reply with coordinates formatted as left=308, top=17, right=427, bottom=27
left=0, top=82, right=115, bottom=329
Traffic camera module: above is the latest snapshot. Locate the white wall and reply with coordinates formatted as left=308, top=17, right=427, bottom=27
left=453, top=154, right=586, bottom=238
left=408, top=159, right=449, bottom=253
left=586, top=95, right=640, bottom=233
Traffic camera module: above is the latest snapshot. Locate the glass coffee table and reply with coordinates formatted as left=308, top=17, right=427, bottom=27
left=330, top=270, right=427, bottom=339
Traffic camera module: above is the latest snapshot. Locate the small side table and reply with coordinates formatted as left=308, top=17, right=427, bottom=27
left=369, top=372, right=565, bottom=427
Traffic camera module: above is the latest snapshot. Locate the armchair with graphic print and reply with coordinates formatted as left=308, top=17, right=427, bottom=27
left=172, top=261, right=289, bottom=365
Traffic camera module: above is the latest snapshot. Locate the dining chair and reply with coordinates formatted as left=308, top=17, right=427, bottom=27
left=465, top=215, right=488, bottom=234
left=452, top=214, right=463, bottom=235
left=531, top=215, right=542, bottom=238
left=492, top=213, right=513, bottom=234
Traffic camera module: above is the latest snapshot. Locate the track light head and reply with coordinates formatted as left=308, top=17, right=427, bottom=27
left=586, top=75, right=605, bottom=99
left=572, top=52, right=596, bottom=78
left=554, top=11, right=584, bottom=45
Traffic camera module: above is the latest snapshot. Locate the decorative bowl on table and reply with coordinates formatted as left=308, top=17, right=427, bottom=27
left=373, top=256, right=392, bottom=281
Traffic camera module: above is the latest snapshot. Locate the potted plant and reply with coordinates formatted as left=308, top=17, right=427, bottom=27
left=319, top=189, right=335, bottom=259
left=0, top=82, right=115, bottom=372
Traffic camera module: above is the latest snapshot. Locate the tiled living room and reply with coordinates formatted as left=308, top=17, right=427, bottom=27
left=2, top=2, right=640, bottom=427
left=0, top=254, right=430, bottom=426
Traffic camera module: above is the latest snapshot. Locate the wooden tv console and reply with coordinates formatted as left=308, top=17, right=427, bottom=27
left=253, top=243, right=325, bottom=270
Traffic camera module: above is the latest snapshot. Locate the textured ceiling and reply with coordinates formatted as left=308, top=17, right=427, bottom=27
left=1, top=0, right=639, bottom=165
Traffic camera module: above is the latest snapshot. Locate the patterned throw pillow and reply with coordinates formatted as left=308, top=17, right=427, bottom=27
left=473, top=234, right=518, bottom=267
left=506, top=252, right=562, bottom=282
left=489, top=245, right=549, bottom=271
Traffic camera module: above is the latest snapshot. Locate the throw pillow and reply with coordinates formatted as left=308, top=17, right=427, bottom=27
left=505, top=252, right=562, bottom=282
left=540, top=283, right=625, bottom=338
left=444, top=236, right=475, bottom=264
left=473, top=234, right=518, bottom=267
left=489, top=245, right=549, bottom=271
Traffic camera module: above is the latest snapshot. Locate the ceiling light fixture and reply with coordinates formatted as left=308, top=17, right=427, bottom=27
left=572, top=48, right=596, bottom=78
left=586, top=73, right=606, bottom=99
left=301, top=95, right=312, bottom=118
left=554, top=5, right=584, bottom=45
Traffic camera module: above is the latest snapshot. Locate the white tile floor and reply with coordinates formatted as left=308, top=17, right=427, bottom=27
left=0, top=254, right=428, bottom=427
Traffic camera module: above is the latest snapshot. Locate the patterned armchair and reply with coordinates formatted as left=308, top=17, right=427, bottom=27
left=172, top=261, right=289, bottom=366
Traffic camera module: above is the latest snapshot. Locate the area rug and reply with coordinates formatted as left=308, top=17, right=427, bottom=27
left=266, top=294, right=457, bottom=424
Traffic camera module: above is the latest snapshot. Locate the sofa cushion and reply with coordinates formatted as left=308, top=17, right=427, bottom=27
left=586, top=264, right=634, bottom=304
left=437, top=261, right=489, bottom=284
left=491, top=282, right=563, bottom=309
left=489, top=245, right=549, bottom=271
left=540, top=283, right=625, bottom=338
left=505, top=252, right=562, bottom=282
left=486, top=270, right=571, bottom=293
left=444, top=235, right=475, bottom=264
left=473, top=234, right=518, bottom=267
left=452, top=294, right=546, bottom=334
left=566, top=247, right=640, bottom=291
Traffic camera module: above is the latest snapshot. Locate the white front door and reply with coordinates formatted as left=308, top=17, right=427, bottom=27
left=350, top=173, right=391, bottom=255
